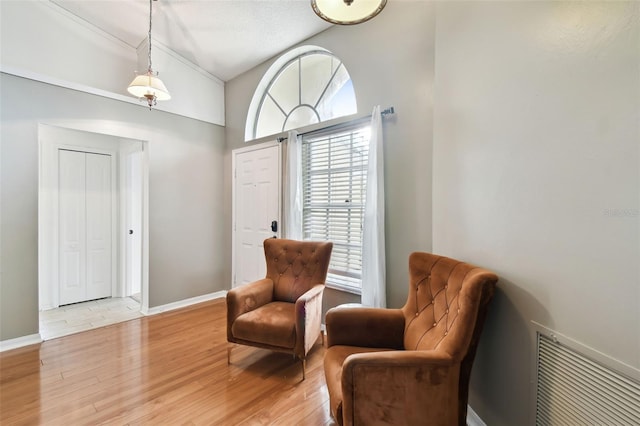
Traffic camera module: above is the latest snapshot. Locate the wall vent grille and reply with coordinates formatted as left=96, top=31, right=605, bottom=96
left=536, top=333, right=640, bottom=425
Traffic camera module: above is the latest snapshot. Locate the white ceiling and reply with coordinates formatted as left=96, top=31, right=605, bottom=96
left=51, top=0, right=333, bottom=82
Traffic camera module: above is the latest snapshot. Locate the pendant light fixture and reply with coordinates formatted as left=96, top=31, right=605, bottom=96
left=127, top=0, right=170, bottom=109
left=311, top=0, right=386, bottom=25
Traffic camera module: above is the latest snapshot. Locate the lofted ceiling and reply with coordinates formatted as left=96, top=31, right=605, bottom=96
left=51, top=0, right=333, bottom=82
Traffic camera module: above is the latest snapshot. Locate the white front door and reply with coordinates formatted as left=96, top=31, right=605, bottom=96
left=232, top=143, right=281, bottom=288
left=59, top=150, right=112, bottom=305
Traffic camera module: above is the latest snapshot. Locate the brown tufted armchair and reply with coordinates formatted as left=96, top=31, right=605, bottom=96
left=324, top=252, right=498, bottom=426
left=226, top=238, right=333, bottom=379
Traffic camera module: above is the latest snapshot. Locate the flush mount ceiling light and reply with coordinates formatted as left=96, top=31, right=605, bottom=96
left=127, top=0, right=170, bottom=109
left=311, top=0, right=386, bottom=25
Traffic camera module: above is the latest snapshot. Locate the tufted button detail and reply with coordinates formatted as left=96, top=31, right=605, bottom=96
left=415, top=312, right=419, bottom=317
left=432, top=322, right=437, bottom=327
left=444, top=331, right=448, bottom=336
left=445, top=309, right=449, bottom=314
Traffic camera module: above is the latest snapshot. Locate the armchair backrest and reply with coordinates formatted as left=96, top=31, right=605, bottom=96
left=401, top=252, right=497, bottom=361
left=264, top=238, right=333, bottom=303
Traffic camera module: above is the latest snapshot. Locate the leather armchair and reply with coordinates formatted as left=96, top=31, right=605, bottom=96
left=227, top=238, right=333, bottom=379
left=324, top=252, right=498, bottom=425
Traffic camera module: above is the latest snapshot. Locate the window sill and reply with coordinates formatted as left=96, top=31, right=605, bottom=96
left=325, top=281, right=361, bottom=296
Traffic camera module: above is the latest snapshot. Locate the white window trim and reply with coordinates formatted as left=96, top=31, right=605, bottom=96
left=326, top=278, right=362, bottom=295
left=301, top=119, right=371, bottom=295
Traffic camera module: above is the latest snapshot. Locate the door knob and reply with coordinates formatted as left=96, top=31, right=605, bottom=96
left=271, top=220, right=278, bottom=233
left=129, top=229, right=134, bottom=235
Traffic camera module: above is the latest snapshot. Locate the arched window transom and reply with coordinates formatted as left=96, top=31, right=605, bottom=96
left=246, top=47, right=357, bottom=141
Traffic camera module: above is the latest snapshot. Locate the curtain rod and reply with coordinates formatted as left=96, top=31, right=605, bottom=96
left=276, top=106, right=395, bottom=142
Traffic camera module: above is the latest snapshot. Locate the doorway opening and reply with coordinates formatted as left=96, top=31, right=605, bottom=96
left=38, top=125, right=148, bottom=340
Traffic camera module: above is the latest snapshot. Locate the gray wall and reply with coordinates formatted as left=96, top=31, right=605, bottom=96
left=224, top=1, right=639, bottom=424
left=0, top=73, right=226, bottom=341
left=224, top=1, right=435, bottom=311
left=433, top=2, right=639, bottom=425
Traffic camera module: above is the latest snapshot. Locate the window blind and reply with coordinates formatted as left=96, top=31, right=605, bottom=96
left=301, top=124, right=370, bottom=291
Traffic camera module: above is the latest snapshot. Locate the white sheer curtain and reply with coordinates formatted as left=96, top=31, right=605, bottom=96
left=361, top=105, right=386, bottom=308
left=283, top=130, right=303, bottom=239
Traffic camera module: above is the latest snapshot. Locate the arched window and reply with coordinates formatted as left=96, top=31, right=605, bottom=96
left=245, top=46, right=357, bottom=141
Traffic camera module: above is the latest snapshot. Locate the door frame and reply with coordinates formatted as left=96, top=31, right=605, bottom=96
left=231, top=141, right=281, bottom=288
left=120, top=145, right=144, bottom=300
left=38, top=124, right=148, bottom=311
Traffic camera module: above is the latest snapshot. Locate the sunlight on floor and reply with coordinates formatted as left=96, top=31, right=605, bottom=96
left=39, top=297, right=142, bottom=340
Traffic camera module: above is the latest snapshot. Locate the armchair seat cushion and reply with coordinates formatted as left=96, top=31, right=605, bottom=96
left=324, top=345, right=395, bottom=422
left=231, top=301, right=296, bottom=349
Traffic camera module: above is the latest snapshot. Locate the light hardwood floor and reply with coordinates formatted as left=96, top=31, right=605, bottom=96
left=1, top=298, right=336, bottom=425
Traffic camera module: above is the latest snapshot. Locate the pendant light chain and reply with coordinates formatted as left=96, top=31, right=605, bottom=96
left=147, top=0, right=153, bottom=73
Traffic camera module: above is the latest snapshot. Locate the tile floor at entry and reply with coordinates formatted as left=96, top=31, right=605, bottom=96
left=40, top=297, right=142, bottom=340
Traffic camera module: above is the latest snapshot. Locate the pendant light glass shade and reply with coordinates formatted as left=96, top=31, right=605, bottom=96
left=127, top=72, right=171, bottom=101
left=311, top=0, right=386, bottom=25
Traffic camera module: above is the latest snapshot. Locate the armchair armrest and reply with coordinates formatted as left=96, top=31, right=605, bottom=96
left=295, top=284, right=324, bottom=357
left=341, top=350, right=459, bottom=426
left=326, top=307, right=405, bottom=349
left=226, top=278, right=274, bottom=341
left=295, top=283, right=324, bottom=306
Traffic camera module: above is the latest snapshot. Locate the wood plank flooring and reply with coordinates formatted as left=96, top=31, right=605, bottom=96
left=0, top=299, right=337, bottom=425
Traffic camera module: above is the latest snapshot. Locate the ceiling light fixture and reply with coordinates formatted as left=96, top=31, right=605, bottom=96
left=311, top=0, right=386, bottom=25
left=127, top=0, right=170, bottom=109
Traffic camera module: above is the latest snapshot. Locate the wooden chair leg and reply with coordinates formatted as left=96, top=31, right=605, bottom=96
left=227, top=345, right=232, bottom=365
left=321, top=330, right=325, bottom=346
left=301, top=358, right=306, bottom=381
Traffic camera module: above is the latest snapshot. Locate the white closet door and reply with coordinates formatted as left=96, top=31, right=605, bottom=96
left=59, top=150, right=87, bottom=305
left=59, top=150, right=112, bottom=305
left=85, top=153, right=112, bottom=300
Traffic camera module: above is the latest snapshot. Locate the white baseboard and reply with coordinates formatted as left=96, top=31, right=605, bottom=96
left=467, top=405, right=487, bottom=426
left=142, top=290, right=227, bottom=316
left=0, top=333, right=43, bottom=352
